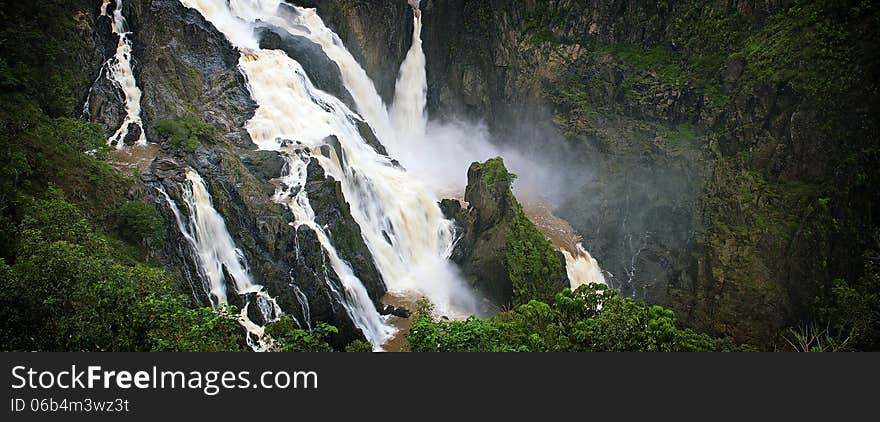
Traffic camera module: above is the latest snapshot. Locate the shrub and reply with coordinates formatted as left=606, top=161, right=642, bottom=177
left=154, top=117, right=214, bottom=153
left=265, top=316, right=337, bottom=352
left=113, top=200, right=165, bottom=248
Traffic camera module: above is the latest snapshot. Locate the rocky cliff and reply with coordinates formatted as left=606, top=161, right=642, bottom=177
left=312, top=0, right=880, bottom=347
left=80, top=0, right=396, bottom=346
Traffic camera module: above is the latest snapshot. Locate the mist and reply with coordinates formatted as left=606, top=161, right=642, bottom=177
left=383, top=112, right=596, bottom=208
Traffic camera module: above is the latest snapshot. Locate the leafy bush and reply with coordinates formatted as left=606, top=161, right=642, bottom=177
left=113, top=200, right=165, bottom=248
left=265, top=316, right=337, bottom=352
left=154, top=117, right=214, bottom=153
left=344, top=339, right=374, bottom=352
left=408, top=284, right=750, bottom=352
left=0, top=194, right=244, bottom=351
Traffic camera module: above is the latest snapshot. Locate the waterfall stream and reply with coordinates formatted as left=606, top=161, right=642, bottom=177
left=158, top=170, right=281, bottom=351
left=173, top=0, right=604, bottom=349
left=94, top=0, right=147, bottom=149
left=179, top=0, right=482, bottom=350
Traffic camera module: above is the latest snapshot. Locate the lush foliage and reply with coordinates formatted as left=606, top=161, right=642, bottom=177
left=408, top=284, right=750, bottom=352
left=0, top=191, right=244, bottom=351
left=743, top=0, right=879, bottom=107
left=264, top=316, right=337, bottom=352
left=0, top=2, right=244, bottom=351
left=344, top=339, right=374, bottom=352
left=154, top=117, right=215, bottom=153
left=113, top=200, right=166, bottom=249
left=794, top=260, right=880, bottom=352
left=473, top=157, right=516, bottom=193
left=506, top=206, right=565, bottom=306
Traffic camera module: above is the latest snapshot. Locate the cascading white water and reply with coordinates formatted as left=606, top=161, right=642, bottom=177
left=274, top=152, right=395, bottom=348
left=223, top=0, right=396, bottom=141
left=179, top=1, right=480, bottom=348
left=563, top=244, right=606, bottom=288
left=390, top=12, right=428, bottom=140
left=157, top=169, right=281, bottom=351
left=176, top=1, right=603, bottom=349
left=97, top=0, right=147, bottom=149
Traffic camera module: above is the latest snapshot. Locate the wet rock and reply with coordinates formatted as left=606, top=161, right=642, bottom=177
left=258, top=28, right=357, bottom=111
left=240, top=150, right=286, bottom=181
left=304, top=158, right=387, bottom=303
left=284, top=225, right=367, bottom=348
left=122, top=123, right=142, bottom=145
left=380, top=305, right=411, bottom=318
left=439, top=198, right=463, bottom=221
left=355, top=119, right=388, bottom=155
left=125, top=0, right=257, bottom=148
left=84, top=72, right=126, bottom=138
left=244, top=293, right=266, bottom=327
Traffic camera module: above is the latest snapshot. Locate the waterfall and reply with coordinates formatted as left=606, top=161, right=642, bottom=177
left=175, top=0, right=605, bottom=349
left=222, top=1, right=395, bottom=140
left=158, top=169, right=281, bottom=351
left=179, top=0, right=480, bottom=350
left=563, top=244, right=607, bottom=289
left=96, top=0, right=147, bottom=149
left=274, top=153, right=395, bottom=348
left=390, top=12, right=428, bottom=141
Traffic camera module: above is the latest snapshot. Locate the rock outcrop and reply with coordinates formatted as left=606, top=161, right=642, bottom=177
left=445, top=158, right=568, bottom=307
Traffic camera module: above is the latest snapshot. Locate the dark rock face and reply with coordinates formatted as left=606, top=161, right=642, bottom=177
left=124, top=0, right=256, bottom=148
left=288, top=0, right=413, bottom=103
left=240, top=150, right=286, bottom=181
left=83, top=10, right=125, bottom=136
left=355, top=119, right=388, bottom=156
left=380, top=305, right=410, bottom=318
left=84, top=70, right=127, bottom=138
left=283, top=225, right=365, bottom=348
left=304, top=157, right=387, bottom=304
left=311, top=0, right=868, bottom=347
left=118, top=0, right=381, bottom=345
left=258, top=28, right=357, bottom=111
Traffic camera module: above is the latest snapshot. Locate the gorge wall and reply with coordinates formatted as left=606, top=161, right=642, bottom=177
left=308, top=0, right=880, bottom=347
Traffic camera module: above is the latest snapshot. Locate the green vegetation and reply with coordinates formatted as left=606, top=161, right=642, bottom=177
left=0, top=60, right=133, bottom=257
left=0, top=1, right=247, bottom=352
left=264, top=316, right=336, bottom=352
left=548, top=0, right=877, bottom=114
left=408, top=284, right=750, bottom=352
left=113, top=200, right=166, bottom=249
left=523, top=2, right=570, bottom=45
left=507, top=205, right=565, bottom=305
left=0, top=191, right=245, bottom=351
left=154, top=117, right=215, bottom=153
left=657, top=123, right=699, bottom=147
left=743, top=0, right=879, bottom=107
left=802, top=261, right=880, bottom=351
left=473, top=157, right=517, bottom=193
left=344, top=339, right=374, bottom=352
